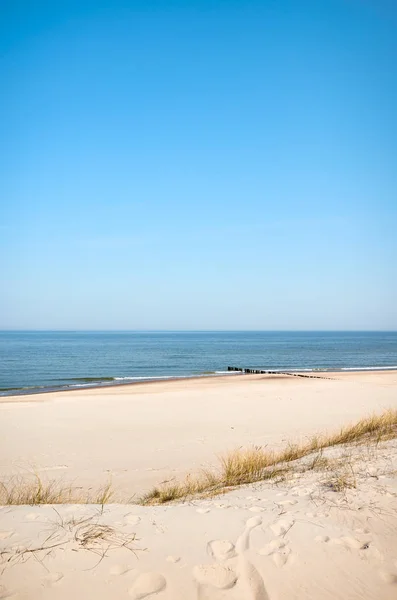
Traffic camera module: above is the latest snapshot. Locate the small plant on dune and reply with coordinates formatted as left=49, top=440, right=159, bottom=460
left=323, top=467, right=357, bottom=492
left=220, top=447, right=288, bottom=487
left=140, top=470, right=222, bottom=505
left=94, top=480, right=114, bottom=507
left=0, top=474, right=78, bottom=505
left=0, top=474, right=114, bottom=507
left=307, top=451, right=334, bottom=471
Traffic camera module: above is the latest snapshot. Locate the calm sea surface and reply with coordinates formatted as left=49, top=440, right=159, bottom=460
left=0, top=331, right=396, bottom=396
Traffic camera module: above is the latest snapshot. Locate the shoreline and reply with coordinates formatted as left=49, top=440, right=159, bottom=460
left=1, top=364, right=397, bottom=398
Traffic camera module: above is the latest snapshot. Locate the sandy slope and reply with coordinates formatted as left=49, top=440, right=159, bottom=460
left=1, top=438, right=397, bottom=600
left=1, top=371, right=397, bottom=497
left=1, top=372, right=397, bottom=598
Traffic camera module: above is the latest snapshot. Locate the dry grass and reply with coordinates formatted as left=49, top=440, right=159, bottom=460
left=306, top=451, right=336, bottom=472
left=0, top=509, right=138, bottom=575
left=0, top=474, right=114, bottom=506
left=323, top=467, right=357, bottom=492
left=139, top=471, right=221, bottom=505
left=141, top=408, right=397, bottom=504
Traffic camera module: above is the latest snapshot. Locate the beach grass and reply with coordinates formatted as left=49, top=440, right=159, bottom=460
left=0, top=474, right=114, bottom=506
left=140, top=408, right=397, bottom=504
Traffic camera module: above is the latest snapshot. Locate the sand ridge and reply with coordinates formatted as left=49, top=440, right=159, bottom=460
left=1, top=438, right=397, bottom=599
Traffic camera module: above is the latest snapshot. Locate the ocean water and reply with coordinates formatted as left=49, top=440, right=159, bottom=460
left=0, top=331, right=396, bottom=396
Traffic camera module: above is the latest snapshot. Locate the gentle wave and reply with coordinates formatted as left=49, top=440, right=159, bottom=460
left=52, top=377, right=116, bottom=383
left=215, top=370, right=242, bottom=374
left=113, top=375, right=181, bottom=381
left=341, top=366, right=397, bottom=371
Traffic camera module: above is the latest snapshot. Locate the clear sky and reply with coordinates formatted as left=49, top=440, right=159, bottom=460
left=1, top=0, right=396, bottom=330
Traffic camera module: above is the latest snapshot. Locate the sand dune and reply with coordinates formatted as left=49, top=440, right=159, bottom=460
left=1, top=437, right=397, bottom=599
left=1, top=371, right=397, bottom=599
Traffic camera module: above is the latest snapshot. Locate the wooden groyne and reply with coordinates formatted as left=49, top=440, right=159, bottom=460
left=227, top=366, right=334, bottom=380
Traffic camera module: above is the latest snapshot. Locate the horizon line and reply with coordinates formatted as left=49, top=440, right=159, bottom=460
left=1, top=329, right=396, bottom=333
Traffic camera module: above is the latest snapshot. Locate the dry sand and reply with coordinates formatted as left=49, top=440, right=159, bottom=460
left=1, top=371, right=397, bottom=599
left=1, top=371, right=397, bottom=495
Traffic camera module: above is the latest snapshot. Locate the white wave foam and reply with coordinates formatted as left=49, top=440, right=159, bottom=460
left=215, top=371, right=241, bottom=374
left=113, top=375, right=189, bottom=381
left=341, top=366, right=397, bottom=371
left=69, top=383, right=95, bottom=388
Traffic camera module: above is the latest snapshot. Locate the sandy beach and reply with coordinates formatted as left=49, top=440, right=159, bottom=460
left=1, top=370, right=396, bottom=495
left=1, top=371, right=397, bottom=599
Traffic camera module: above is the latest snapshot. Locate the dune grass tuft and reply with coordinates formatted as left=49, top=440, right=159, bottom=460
left=323, top=469, right=357, bottom=492
left=0, top=474, right=114, bottom=506
left=140, top=408, right=397, bottom=505
left=0, top=475, right=76, bottom=505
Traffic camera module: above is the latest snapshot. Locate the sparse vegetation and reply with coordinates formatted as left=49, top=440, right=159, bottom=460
left=306, top=451, right=335, bottom=471
left=323, top=468, right=357, bottom=492
left=140, top=408, right=397, bottom=504
left=1, top=409, right=396, bottom=506
left=0, top=509, right=138, bottom=574
left=0, top=474, right=114, bottom=506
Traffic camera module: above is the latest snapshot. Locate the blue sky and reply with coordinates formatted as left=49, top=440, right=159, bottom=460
left=1, top=0, right=396, bottom=330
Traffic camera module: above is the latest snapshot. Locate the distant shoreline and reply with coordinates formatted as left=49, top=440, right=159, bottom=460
left=1, top=366, right=397, bottom=398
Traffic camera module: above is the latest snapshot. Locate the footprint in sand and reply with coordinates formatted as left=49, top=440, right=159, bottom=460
left=207, top=540, right=236, bottom=561
left=379, top=571, right=397, bottom=585
left=0, top=531, right=14, bottom=540
left=237, top=557, right=270, bottom=600
left=195, top=516, right=270, bottom=600
left=272, top=551, right=290, bottom=568
left=235, top=517, right=262, bottom=554
left=37, top=465, right=68, bottom=472
left=0, top=588, right=18, bottom=599
left=277, top=499, right=298, bottom=507
left=193, top=564, right=238, bottom=589
left=314, top=535, right=330, bottom=543
left=261, top=540, right=292, bottom=567
left=236, top=517, right=271, bottom=599
left=109, top=565, right=132, bottom=576
left=24, top=513, right=40, bottom=521
left=269, top=519, right=294, bottom=537
left=10, top=545, right=26, bottom=553
left=258, top=539, right=287, bottom=556
left=166, top=556, right=180, bottom=563
left=64, top=505, right=84, bottom=513
left=124, top=515, right=141, bottom=526
left=193, top=519, right=263, bottom=595
left=42, top=573, right=64, bottom=586
left=249, top=506, right=265, bottom=513
left=330, top=536, right=367, bottom=550
left=128, top=572, right=166, bottom=599
left=196, top=508, right=210, bottom=514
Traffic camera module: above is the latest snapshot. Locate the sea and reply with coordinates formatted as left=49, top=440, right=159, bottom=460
left=0, top=331, right=396, bottom=396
